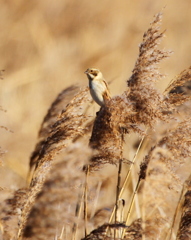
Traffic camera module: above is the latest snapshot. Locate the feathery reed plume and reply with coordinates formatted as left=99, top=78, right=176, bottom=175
left=0, top=188, right=28, bottom=240
left=81, top=219, right=141, bottom=240
left=32, top=87, right=91, bottom=181
left=177, top=174, right=191, bottom=240
left=29, top=85, right=80, bottom=173
left=128, top=12, right=173, bottom=127
left=81, top=223, right=127, bottom=240
left=141, top=119, right=191, bottom=239
left=89, top=13, right=174, bottom=171
left=165, top=66, right=191, bottom=95
left=164, top=66, right=191, bottom=106
left=89, top=94, right=136, bottom=170
left=3, top=10, right=191, bottom=240
left=17, top=87, right=91, bottom=238
left=23, top=143, right=92, bottom=240
left=123, top=218, right=142, bottom=240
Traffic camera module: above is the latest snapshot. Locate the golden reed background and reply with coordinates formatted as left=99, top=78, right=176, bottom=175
left=0, top=0, right=191, bottom=199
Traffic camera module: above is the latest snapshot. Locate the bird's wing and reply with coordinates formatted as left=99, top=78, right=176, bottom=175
left=103, top=80, right=111, bottom=100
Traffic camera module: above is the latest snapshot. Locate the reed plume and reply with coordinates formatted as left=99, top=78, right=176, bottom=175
left=18, top=86, right=92, bottom=238
left=29, top=85, right=80, bottom=174
left=89, top=13, right=173, bottom=170
left=23, top=143, right=92, bottom=240
left=177, top=174, right=191, bottom=240
left=141, top=119, right=191, bottom=239
left=1, top=11, right=191, bottom=240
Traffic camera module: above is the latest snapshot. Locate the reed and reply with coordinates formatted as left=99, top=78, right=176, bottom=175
left=1, top=12, right=191, bottom=240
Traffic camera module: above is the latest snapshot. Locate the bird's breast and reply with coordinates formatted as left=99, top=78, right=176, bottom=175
left=89, top=80, right=105, bottom=106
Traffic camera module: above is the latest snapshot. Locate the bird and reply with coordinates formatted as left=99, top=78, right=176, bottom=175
left=84, top=68, right=111, bottom=106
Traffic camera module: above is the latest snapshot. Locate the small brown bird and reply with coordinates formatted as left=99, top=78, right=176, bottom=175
left=84, top=68, right=111, bottom=106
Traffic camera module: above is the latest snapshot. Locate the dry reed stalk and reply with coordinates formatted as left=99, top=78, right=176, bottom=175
left=17, top=86, right=91, bottom=239
left=72, top=186, right=85, bottom=240
left=115, top=158, right=123, bottom=224
left=123, top=178, right=141, bottom=233
left=114, top=134, right=124, bottom=225
left=107, top=134, right=146, bottom=231
left=141, top=119, right=191, bottom=239
left=167, top=177, right=188, bottom=240
left=84, top=165, right=89, bottom=238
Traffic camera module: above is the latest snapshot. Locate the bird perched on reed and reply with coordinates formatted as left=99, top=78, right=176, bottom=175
left=84, top=68, right=111, bottom=106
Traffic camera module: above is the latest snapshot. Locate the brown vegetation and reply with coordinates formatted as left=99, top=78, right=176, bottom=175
left=1, top=2, right=191, bottom=240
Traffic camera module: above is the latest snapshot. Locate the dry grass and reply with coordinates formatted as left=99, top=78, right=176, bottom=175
left=1, top=2, right=191, bottom=240
left=29, top=85, right=81, bottom=175
left=176, top=174, right=191, bottom=240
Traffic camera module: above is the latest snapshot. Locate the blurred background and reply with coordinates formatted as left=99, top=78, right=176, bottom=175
left=0, top=0, right=191, bottom=189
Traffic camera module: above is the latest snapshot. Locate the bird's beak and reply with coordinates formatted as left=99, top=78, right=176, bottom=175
left=84, top=70, right=88, bottom=74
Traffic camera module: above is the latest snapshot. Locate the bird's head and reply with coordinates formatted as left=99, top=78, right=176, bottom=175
left=84, top=68, right=103, bottom=81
